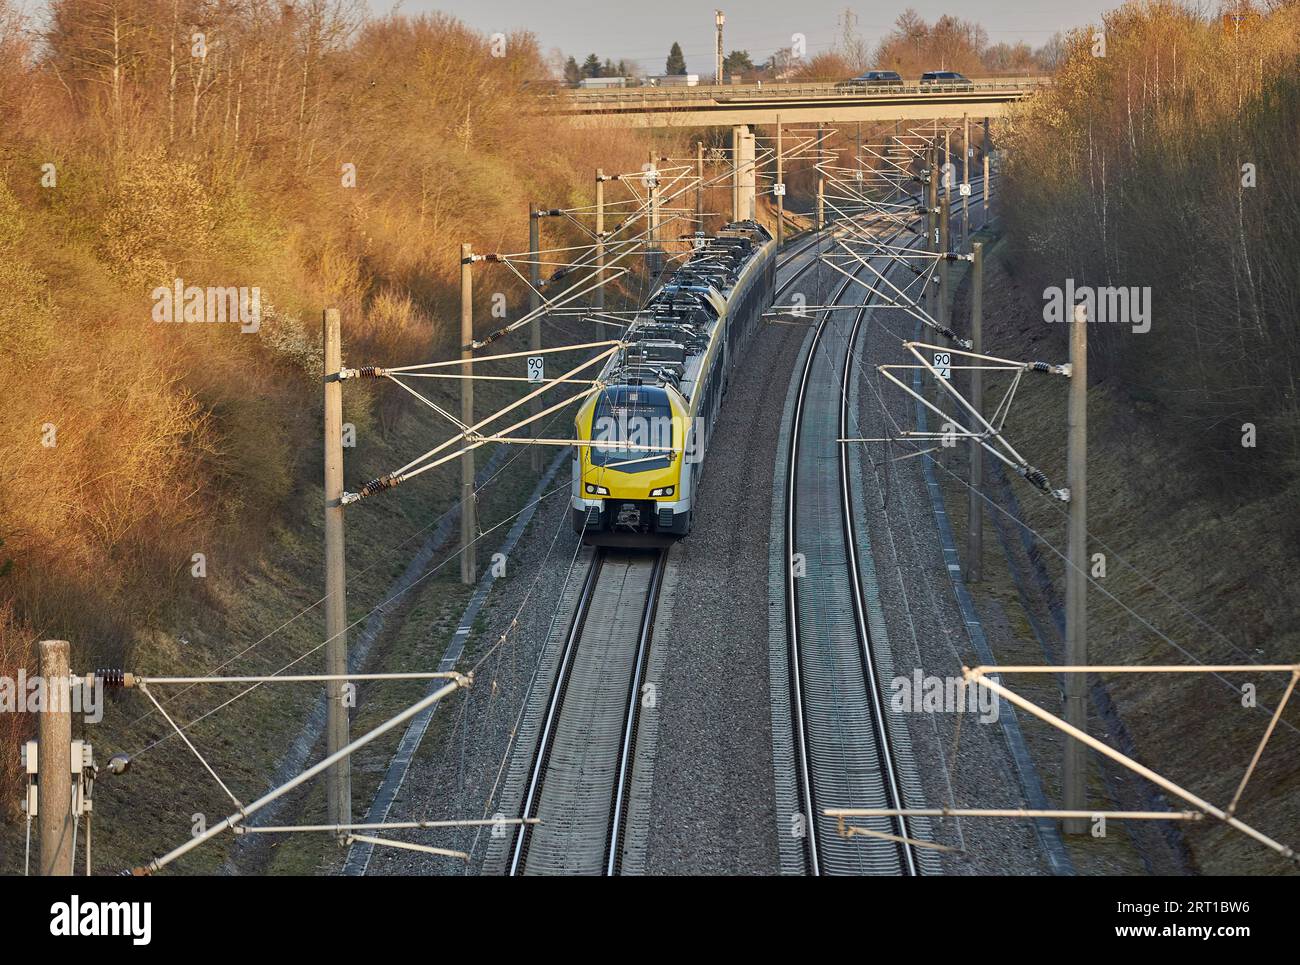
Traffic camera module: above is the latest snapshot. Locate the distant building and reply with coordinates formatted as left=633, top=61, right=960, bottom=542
left=578, top=76, right=630, bottom=89
left=646, top=74, right=700, bottom=87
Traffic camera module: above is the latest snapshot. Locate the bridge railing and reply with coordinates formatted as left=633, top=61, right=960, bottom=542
left=562, top=76, right=1050, bottom=108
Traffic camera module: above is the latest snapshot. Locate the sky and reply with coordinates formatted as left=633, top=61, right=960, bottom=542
left=378, top=0, right=1115, bottom=75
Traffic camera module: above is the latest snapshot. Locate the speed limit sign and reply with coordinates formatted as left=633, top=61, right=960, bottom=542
left=933, top=352, right=952, bottom=380
left=526, top=356, right=544, bottom=383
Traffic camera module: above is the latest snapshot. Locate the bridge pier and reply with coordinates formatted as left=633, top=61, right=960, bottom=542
left=731, top=125, right=755, bottom=221
left=983, top=117, right=992, bottom=214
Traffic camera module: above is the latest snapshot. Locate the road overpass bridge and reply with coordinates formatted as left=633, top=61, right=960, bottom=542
left=558, top=77, right=1046, bottom=129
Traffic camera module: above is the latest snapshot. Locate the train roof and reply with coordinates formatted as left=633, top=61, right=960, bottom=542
left=601, top=220, right=772, bottom=400
left=592, top=383, right=671, bottom=409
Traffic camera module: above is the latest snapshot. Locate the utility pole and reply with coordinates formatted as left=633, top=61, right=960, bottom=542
left=460, top=244, right=477, bottom=586
left=816, top=123, right=825, bottom=230
left=1063, top=300, right=1089, bottom=833
left=944, top=129, right=951, bottom=194
left=939, top=196, right=951, bottom=328
left=322, top=308, right=351, bottom=841
left=962, top=114, right=970, bottom=249
left=714, top=10, right=725, bottom=85
left=745, top=131, right=756, bottom=220
left=855, top=121, right=862, bottom=190
left=926, top=143, right=938, bottom=320
left=893, top=119, right=901, bottom=175
left=596, top=171, right=611, bottom=344
left=983, top=117, right=991, bottom=214
left=595, top=170, right=606, bottom=312
left=647, top=151, right=661, bottom=275
left=775, top=117, right=784, bottom=247
left=967, top=242, right=984, bottom=583
left=695, top=142, right=705, bottom=233
left=527, top=205, right=542, bottom=472
left=37, top=640, right=72, bottom=876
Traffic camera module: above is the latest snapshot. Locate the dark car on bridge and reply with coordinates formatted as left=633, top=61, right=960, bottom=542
left=835, top=70, right=904, bottom=89
left=920, top=70, right=975, bottom=90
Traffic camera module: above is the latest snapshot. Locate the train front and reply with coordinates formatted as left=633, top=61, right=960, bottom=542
left=571, top=382, right=691, bottom=541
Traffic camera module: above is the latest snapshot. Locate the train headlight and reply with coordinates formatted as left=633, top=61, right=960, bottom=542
left=585, top=483, right=609, bottom=496
left=649, top=486, right=675, bottom=498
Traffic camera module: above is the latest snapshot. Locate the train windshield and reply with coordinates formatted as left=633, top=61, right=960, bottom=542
left=590, top=388, right=674, bottom=473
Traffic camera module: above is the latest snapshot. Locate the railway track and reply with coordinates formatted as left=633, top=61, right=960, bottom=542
left=494, top=199, right=977, bottom=876
left=781, top=181, right=988, bottom=875
left=506, top=548, right=665, bottom=875
left=498, top=232, right=829, bottom=876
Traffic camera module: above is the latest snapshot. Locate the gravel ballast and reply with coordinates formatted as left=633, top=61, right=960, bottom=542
left=364, top=214, right=1062, bottom=876
left=641, top=308, right=809, bottom=874
left=846, top=212, right=1057, bottom=875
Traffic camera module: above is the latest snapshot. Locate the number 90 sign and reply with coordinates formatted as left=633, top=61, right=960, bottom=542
left=527, top=356, right=544, bottom=383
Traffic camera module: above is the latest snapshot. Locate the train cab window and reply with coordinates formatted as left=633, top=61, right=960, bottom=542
left=590, top=387, right=675, bottom=472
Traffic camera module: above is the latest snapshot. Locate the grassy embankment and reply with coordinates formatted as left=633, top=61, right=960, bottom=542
left=0, top=6, right=663, bottom=873
left=932, top=2, right=1300, bottom=874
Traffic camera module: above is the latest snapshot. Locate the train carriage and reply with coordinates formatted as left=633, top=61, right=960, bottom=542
left=571, top=220, right=777, bottom=542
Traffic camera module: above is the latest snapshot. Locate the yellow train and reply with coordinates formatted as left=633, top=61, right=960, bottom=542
left=572, top=220, right=777, bottom=541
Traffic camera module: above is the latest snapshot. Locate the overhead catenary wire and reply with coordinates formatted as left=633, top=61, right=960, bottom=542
left=837, top=222, right=1300, bottom=740
left=124, top=401, right=574, bottom=736
left=125, top=172, right=711, bottom=776
left=815, top=161, right=1298, bottom=862
left=344, top=834, right=469, bottom=861
left=133, top=187, right=670, bottom=795
left=962, top=669, right=1297, bottom=861
left=137, top=672, right=473, bottom=873
left=129, top=477, right=574, bottom=759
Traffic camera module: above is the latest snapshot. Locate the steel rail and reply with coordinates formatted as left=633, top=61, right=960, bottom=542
left=782, top=175, right=988, bottom=875
left=506, top=549, right=666, bottom=876
left=838, top=239, right=921, bottom=877
left=502, top=218, right=905, bottom=876
left=507, top=552, right=604, bottom=875
left=785, top=285, right=828, bottom=876
left=503, top=229, right=828, bottom=876
left=605, top=550, right=666, bottom=874
left=785, top=203, right=917, bottom=876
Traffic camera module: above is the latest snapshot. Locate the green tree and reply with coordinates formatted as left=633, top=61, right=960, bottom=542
left=723, top=49, right=753, bottom=77
left=666, top=41, right=686, bottom=75
left=581, top=53, right=601, bottom=77
left=563, top=56, right=581, bottom=85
